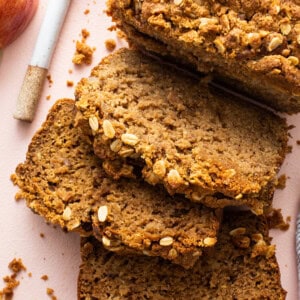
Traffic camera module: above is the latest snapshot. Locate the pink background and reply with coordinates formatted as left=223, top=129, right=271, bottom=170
left=0, top=1, right=298, bottom=299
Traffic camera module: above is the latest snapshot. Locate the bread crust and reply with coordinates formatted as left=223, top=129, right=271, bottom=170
left=107, top=0, right=300, bottom=113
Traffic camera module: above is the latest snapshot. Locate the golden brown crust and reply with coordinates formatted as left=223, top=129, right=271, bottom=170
left=107, top=0, right=300, bottom=113
left=75, top=48, right=289, bottom=214
left=12, top=99, right=221, bottom=268
left=78, top=211, right=287, bottom=300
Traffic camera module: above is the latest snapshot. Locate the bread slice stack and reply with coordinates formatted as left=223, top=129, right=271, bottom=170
left=12, top=47, right=289, bottom=298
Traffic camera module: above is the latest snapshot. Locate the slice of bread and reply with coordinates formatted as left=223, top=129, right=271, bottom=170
left=78, top=211, right=286, bottom=299
left=74, top=48, right=288, bottom=214
left=11, top=99, right=221, bottom=268
left=107, top=0, right=300, bottom=114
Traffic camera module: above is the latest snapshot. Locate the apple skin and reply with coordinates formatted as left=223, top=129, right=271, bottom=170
left=0, top=0, right=38, bottom=48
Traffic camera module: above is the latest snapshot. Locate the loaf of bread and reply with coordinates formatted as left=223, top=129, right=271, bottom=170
left=75, top=48, right=288, bottom=215
left=11, top=99, right=221, bottom=268
left=78, top=211, right=286, bottom=299
left=107, top=0, right=300, bottom=114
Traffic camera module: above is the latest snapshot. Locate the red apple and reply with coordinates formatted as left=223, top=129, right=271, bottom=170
left=0, top=0, right=38, bottom=48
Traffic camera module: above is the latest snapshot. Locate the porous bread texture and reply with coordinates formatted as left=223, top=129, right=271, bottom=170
left=12, top=99, right=99, bottom=234
left=74, top=48, right=288, bottom=215
left=107, top=0, right=300, bottom=114
left=78, top=211, right=286, bottom=300
left=11, top=99, right=221, bottom=268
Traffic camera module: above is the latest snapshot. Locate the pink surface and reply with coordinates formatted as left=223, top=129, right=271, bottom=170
left=0, top=1, right=298, bottom=299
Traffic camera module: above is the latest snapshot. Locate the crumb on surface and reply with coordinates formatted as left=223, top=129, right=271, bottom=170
left=105, top=39, right=116, bottom=52
left=117, top=30, right=127, bottom=39
left=46, top=287, right=57, bottom=300
left=28, top=272, right=32, bottom=277
left=275, top=174, right=287, bottom=190
left=0, top=275, right=19, bottom=299
left=108, top=25, right=117, bottom=31
left=287, top=145, right=292, bottom=153
left=68, top=69, right=73, bottom=74
left=0, top=258, right=27, bottom=299
left=297, top=140, right=300, bottom=145
left=13, top=189, right=23, bottom=201
left=267, top=208, right=290, bottom=231
left=81, top=28, right=90, bottom=40
left=66, top=80, right=74, bottom=87
left=41, top=275, right=49, bottom=281
left=46, top=95, right=51, bottom=101
left=72, top=40, right=94, bottom=65
left=40, top=233, right=45, bottom=238
left=8, top=258, right=26, bottom=273
left=84, top=9, right=90, bottom=15
left=46, top=75, right=53, bottom=85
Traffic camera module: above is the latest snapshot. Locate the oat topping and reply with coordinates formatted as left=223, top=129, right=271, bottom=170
left=97, top=205, right=108, bottom=222
left=121, top=133, right=139, bottom=146
left=102, top=236, right=111, bottom=247
left=62, top=206, right=72, bottom=221
left=103, top=120, right=116, bottom=139
left=159, top=236, right=174, bottom=246
left=110, top=139, right=123, bottom=152
left=88, top=116, right=99, bottom=132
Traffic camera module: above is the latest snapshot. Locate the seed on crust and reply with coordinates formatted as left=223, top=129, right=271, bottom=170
left=88, top=116, right=99, bottom=132
left=102, top=236, right=111, bottom=247
left=280, top=23, right=291, bottom=35
left=235, top=193, right=243, bottom=200
left=153, top=160, right=166, bottom=178
left=174, top=0, right=183, bottom=5
left=203, top=237, right=217, bottom=246
left=168, top=248, right=178, bottom=259
left=267, top=36, right=283, bottom=52
left=97, top=205, right=108, bottom=222
left=251, top=233, right=264, bottom=242
left=102, top=120, right=115, bottom=139
left=167, top=169, right=183, bottom=187
left=110, top=139, right=122, bottom=152
left=118, top=147, right=135, bottom=157
left=229, top=227, right=246, bottom=236
left=62, top=206, right=72, bottom=221
left=287, top=56, right=299, bottom=66
left=121, top=133, right=139, bottom=146
left=159, top=236, right=174, bottom=246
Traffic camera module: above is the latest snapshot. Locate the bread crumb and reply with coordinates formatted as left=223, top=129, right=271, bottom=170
left=68, top=69, right=73, bottom=74
left=105, top=39, right=116, bottom=52
left=84, top=9, right=90, bottom=15
left=297, top=140, right=300, bottom=145
left=72, top=40, right=94, bottom=65
left=0, top=258, right=27, bottom=299
left=46, top=287, right=57, bottom=300
left=41, top=275, right=49, bottom=281
left=46, top=75, right=53, bottom=87
left=8, top=258, right=26, bottom=273
left=107, top=25, right=117, bottom=32
left=81, top=28, right=90, bottom=40
left=66, top=80, right=74, bottom=87
left=117, top=30, right=127, bottom=39
left=28, top=272, right=32, bottom=277
left=46, top=95, right=51, bottom=101
left=267, top=208, right=290, bottom=231
left=40, top=233, right=45, bottom=238
left=0, top=275, right=19, bottom=299
left=275, top=174, right=287, bottom=189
